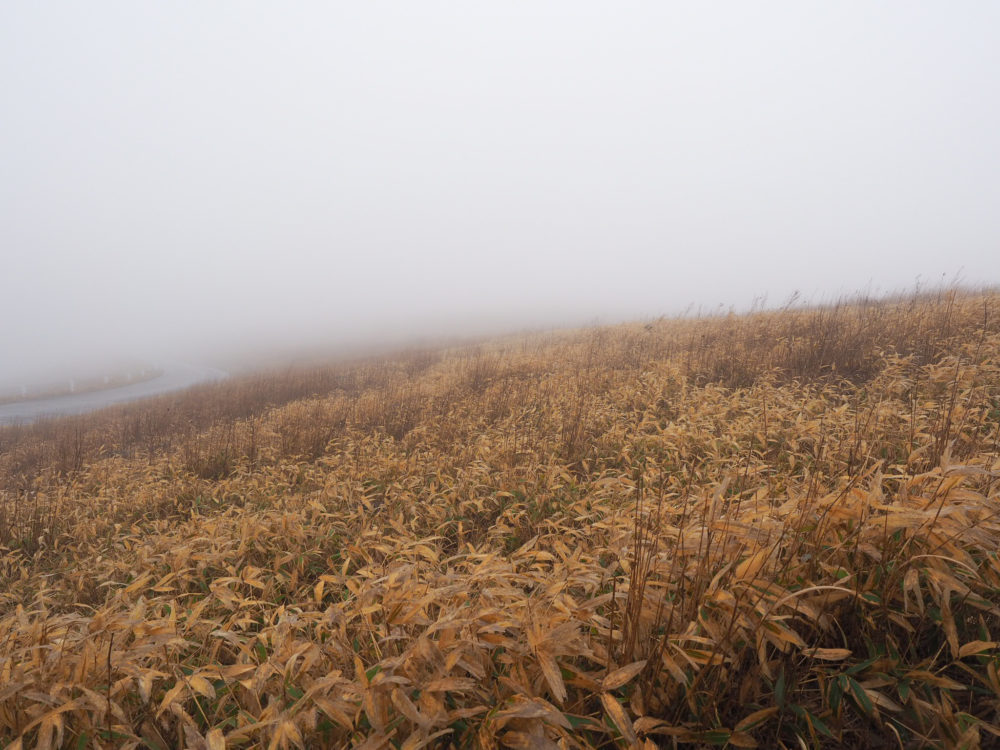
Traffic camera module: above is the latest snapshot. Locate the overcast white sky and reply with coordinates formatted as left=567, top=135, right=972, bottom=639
left=2, top=2, right=999, bottom=384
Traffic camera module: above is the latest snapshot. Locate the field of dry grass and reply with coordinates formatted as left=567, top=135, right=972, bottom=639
left=2, top=289, right=1000, bottom=749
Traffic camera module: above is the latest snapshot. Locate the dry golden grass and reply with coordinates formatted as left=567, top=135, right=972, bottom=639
left=2, top=289, right=1000, bottom=748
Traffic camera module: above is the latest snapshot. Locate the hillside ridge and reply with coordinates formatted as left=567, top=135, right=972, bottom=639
left=2, top=289, right=999, bottom=748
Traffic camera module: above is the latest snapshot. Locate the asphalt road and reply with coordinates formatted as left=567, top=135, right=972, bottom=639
left=0, top=363, right=227, bottom=425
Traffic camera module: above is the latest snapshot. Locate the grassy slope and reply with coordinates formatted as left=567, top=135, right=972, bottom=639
left=1, top=290, right=1000, bottom=749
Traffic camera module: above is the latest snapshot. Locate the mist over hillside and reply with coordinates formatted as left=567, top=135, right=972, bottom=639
left=2, top=2, right=999, bottom=389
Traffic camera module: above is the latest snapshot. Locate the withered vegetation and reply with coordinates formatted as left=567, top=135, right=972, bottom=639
left=2, top=289, right=1000, bottom=749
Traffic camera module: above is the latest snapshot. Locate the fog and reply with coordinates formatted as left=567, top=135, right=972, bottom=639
left=2, top=2, right=999, bottom=389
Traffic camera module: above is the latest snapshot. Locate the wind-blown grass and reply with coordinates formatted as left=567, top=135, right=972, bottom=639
left=1, top=288, right=999, bottom=748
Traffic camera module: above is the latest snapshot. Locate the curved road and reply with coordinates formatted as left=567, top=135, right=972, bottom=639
left=0, top=363, right=228, bottom=425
